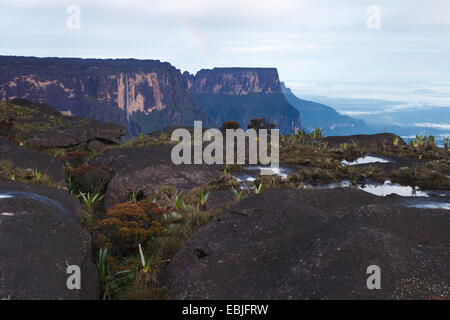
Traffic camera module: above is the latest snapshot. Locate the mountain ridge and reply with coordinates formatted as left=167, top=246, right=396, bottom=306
left=186, top=68, right=301, bottom=133
left=281, top=82, right=369, bottom=135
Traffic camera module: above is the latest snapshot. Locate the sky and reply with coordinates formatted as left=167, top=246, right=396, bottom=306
left=1, top=0, right=449, bottom=104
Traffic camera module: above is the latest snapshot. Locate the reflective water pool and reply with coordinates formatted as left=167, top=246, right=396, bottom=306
left=233, top=166, right=291, bottom=182
left=342, top=155, right=393, bottom=166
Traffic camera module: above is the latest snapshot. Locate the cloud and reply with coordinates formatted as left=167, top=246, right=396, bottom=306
left=414, top=123, right=450, bottom=130
left=0, top=0, right=449, bottom=104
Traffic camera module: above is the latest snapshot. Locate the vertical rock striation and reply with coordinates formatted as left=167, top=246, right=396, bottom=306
left=0, top=56, right=211, bottom=136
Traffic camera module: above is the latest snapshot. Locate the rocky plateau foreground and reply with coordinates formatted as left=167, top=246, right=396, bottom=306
left=0, top=99, right=448, bottom=300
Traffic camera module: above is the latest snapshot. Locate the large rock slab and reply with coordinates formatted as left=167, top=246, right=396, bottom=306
left=162, top=188, right=450, bottom=299
left=90, top=144, right=222, bottom=210
left=0, top=99, right=126, bottom=151
left=0, top=137, right=66, bottom=187
left=0, top=181, right=99, bottom=300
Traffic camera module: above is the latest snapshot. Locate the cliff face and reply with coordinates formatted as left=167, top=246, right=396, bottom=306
left=0, top=56, right=211, bottom=136
left=186, top=68, right=300, bottom=133
left=0, top=57, right=300, bottom=135
left=280, top=83, right=369, bottom=135
left=188, top=68, right=281, bottom=95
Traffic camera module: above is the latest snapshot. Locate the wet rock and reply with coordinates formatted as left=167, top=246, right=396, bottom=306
left=0, top=137, right=66, bottom=187
left=90, top=144, right=222, bottom=210
left=162, top=188, right=449, bottom=299
left=0, top=181, right=99, bottom=300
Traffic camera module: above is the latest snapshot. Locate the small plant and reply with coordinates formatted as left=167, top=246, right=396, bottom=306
left=138, top=243, right=153, bottom=277
left=198, top=190, right=210, bottom=208
left=157, top=187, right=183, bottom=211
left=296, top=129, right=306, bottom=140
left=33, top=168, right=42, bottom=180
left=77, top=191, right=104, bottom=211
left=7, top=170, right=16, bottom=181
left=66, top=173, right=77, bottom=195
left=97, top=248, right=132, bottom=300
left=311, top=127, right=324, bottom=141
left=416, top=134, right=426, bottom=147
left=409, top=138, right=419, bottom=149
left=98, top=247, right=108, bottom=281
left=231, top=186, right=244, bottom=201
left=130, top=187, right=145, bottom=203
left=254, top=183, right=263, bottom=194
left=392, top=136, right=400, bottom=147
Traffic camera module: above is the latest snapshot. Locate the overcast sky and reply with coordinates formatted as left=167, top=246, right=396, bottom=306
left=1, top=0, right=449, bottom=103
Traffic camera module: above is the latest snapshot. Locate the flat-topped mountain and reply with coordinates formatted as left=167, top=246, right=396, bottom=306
left=0, top=56, right=212, bottom=136
left=186, top=67, right=281, bottom=95
left=185, top=68, right=301, bottom=133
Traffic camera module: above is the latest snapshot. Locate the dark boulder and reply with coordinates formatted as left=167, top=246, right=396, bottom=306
left=90, top=144, right=222, bottom=210
left=1, top=99, right=126, bottom=151
left=162, top=188, right=449, bottom=299
left=0, top=137, right=66, bottom=187
left=0, top=181, right=99, bottom=299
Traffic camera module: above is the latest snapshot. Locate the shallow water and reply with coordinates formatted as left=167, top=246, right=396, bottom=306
left=342, top=155, right=393, bottom=166
left=403, top=200, right=450, bottom=210
left=300, top=179, right=449, bottom=210
left=233, top=166, right=291, bottom=182
left=358, top=180, right=429, bottom=197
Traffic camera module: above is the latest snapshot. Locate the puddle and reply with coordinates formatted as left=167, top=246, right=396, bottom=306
left=302, top=180, right=449, bottom=210
left=0, top=212, right=15, bottom=216
left=342, top=155, right=393, bottom=166
left=403, top=200, right=450, bottom=210
left=0, top=191, right=71, bottom=218
left=233, top=166, right=291, bottom=183
left=358, top=180, right=429, bottom=197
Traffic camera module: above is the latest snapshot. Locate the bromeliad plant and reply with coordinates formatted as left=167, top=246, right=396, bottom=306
left=138, top=243, right=153, bottom=281
left=130, top=187, right=145, bottom=203
left=77, top=191, right=104, bottom=211
left=416, top=134, right=427, bottom=148
left=33, top=168, right=42, bottom=180
left=198, top=190, right=210, bottom=209
left=231, top=186, right=244, bottom=201
left=7, top=169, right=16, bottom=181
left=393, top=136, right=400, bottom=148
left=312, top=126, right=324, bottom=140
left=155, top=187, right=183, bottom=212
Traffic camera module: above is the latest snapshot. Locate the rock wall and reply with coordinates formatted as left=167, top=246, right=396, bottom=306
left=186, top=68, right=301, bottom=133
left=0, top=56, right=211, bottom=135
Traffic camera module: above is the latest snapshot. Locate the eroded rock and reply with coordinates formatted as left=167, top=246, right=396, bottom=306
left=90, top=144, right=222, bottom=210
left=0, top=181, right=99, bottom=300
left=0, top=137, right=66, bottom=187
left=162, top=188, right=450, bottom=299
